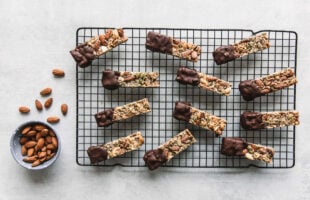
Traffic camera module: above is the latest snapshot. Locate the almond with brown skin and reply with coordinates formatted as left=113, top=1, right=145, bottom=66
left=40, top=129, right=49, bottom=137
left=49, top=130, right=56, bottom=137
left=24, top=141, right=36, bottom=148
left=35, top=99, right=43, bottom=111
left=36, top=138, right=45, bottom=150
left=19, top=137, right=29, bottom=145
left=26, top=130, right=37, bottom=137
left=27, top=148, right=35, bottom=157
left=21, top=126, right=32, bottom=135
left=52, top=68, right=65, bottom=77
left=38, top=152, right=47, bottom=158
left=46, top=144, right=56, bottom=150
left=52, top=137, right=58, bottom=148
left=34, top=124, right=45, bottom=131
left=40, top=87, right=52, bottom=96
left=23, top=156, right=38, bottom=163
left=47, top=150, right=52, bottom=155
left=46, top=136, right=52, bottom=144
left=41, top=146, right=47, bottom=152
left=47, top=116, right=59, bottom=124
left=46, top=153, right=55, bottom=161
left=35, top=132, right=42, bottom=141
left=32, top=160, right=41, bottom=167
left=19, top=106, right=30, bottom=114
left=21, top=145, right=27, bottom=156
left=44, top=98, right=53, bottom=109
left=61, top=104, right=68, bottom=115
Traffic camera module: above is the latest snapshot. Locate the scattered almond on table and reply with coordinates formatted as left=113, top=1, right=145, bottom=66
left=61, top=104, right=68, bottom=115
left=19, top=106, right=30, bottom=114
left=52, top=68, right=65, bottom=77
left=47, top=116, right=60, bottom=124
left=40, top=87, right=52, bottom=96
left=44, top=97, right=53, bottom=109
left=35, top=99, right=43, bottom=111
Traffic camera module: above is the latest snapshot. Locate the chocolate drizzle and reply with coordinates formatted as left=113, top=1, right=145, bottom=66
left=176, top=67, right=200, bottom=86
left=239, top=80, right=264, bottom=101
left=143, top=149, right=168, bottom=170
left=173, top=101, right=192, bottom=122
left=102, top=70, right=120, bottom=90
left=221, top=137, right=248, bottom=156
left=240, top=111, right=266, bottom=130
left=94, top=109, right=115, bottom=127
left=212, top=45, right=239, bottom=65
left=87, top=146, right=108, bottom=163
left=145, top=32, right=173, bottom=54
left=70, top=44, right=96, bottom=68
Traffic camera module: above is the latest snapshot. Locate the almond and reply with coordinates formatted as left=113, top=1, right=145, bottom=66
left=46, top=136, right=52, bottom=144
left=52, top=137, right=58, bottom=148
left=47, top=150, right=52, bottom=155
left=24, top=141, right=36, bottom=148
left=34, top=124, right=45, bottom=131
left=36, top=138, right=45, bottom=150
left=47, top=116, right=59, bottom=124
left=61, top=104, right=68, bottom=115
left=21, top=145, right=27, bottom=156
left=19, top=106, right=30, bottom=114
left=41, top=146, right=47, bottom=152
left=46, top=153, right=55, bottom=161
left=38, top=151, right=47, bottom=158
left=40, top=157, right=47, bottom=162
left=40, top=128, right=49, bottom=137
left=44, top=98, right=53, bottom=109
left=23, top=156, right=38, bottom=163
left=19, top=137, right=29, bottom=145
left=35, top=132, right=42, bottom=141
left=49, top=130, right=56, bottom=137
left=26, top=130, right=37, bottom=137
left=52, top=68, right=65, bottom=77
left=27, top=148, right=35, bottom=157
left=35, top=99, right=43, bottom=111
left=40, top=87, right=52, bottom=96
left=21, top=126, right=32, bottom=135
left=46, top=144, right=55, bottom=150
left=32, top=160, right=41, bottom=167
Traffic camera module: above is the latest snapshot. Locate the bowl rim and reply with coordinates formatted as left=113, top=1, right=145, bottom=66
left=10, top=120, right=61, bottom=170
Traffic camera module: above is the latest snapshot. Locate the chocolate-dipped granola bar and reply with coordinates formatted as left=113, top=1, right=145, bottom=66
left=221, top=137, right=275, bottom=163
left=143, top=129, right=196, bottom=170
left=145, top=31, right=201, bottom=62
left=173, top=101, right=226, bottom=135
left=239, top=68, right=297, bottom=101
left=176, top=67, right=232, bottom=96
left=70, top=28, right=128, bottom=68
left=102, top=69, right=159, bottom=90
left=240, top=111, right=299, bottom=130
left=94, top=98, right=151, bottom=127
left=87, top=132, right=144, bottom=164
left=213, top=33, right=270, bottom=65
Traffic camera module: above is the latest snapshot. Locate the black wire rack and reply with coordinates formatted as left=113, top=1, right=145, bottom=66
left=76, top=28, right=297, bottom=168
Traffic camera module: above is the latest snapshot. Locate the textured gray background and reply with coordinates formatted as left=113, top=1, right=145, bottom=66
left=0, top=0, right=309, bottom=199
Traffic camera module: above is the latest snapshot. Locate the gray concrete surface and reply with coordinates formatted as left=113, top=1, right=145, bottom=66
left=0, top=0, right=309, bottom=199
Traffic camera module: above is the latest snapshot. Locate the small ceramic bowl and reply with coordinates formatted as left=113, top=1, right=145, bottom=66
left=10, top=121, right=61, bottom=170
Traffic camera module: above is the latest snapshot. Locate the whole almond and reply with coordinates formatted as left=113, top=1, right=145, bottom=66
left=40, top=128, right=49, bottom=137
left=61, top=104, right=68, bottom=115
left=35, top=132, right=42, bottom=141
left=27, top=148, right=35, bottom=157
left=38, top=151, right=47, bottom=158
left=21, top=145, right=27, bottom=156
left=36, top=138, right=45, bottom=150
left=46, top=153, right=55, bottom=161
left=32, top=160, right=41, bottom=167
left=25, top=141, right=36, bottom=148
left=52, top=68, right=65, bottom=77
left=19, top=137, right=29, bottom=145
left=34, top=124, right=45, bottom=131
left=41, top=146, right=47, bottom=152
left=46, top=136, right=52, bottom=144
left=49, top=130, right=56, bottom=137
left=23, top=156, right=38, bottom=163
left=46, top=144, right=55, bottom=150
left=52, top=137, right=58, bottom=148
left=40, top=87, right=52, bottom=96
left=47, top=116, right=60, bottom=124
left=21, top=126, right=32, bottom=135
left=26, top=130, right=37, bottom=137
left=19, top=106, right=30, bottom=114
left=35, top=99, right=43, bottom=111
left=40, top=157, right=47, bottom=162
left=44, top=98, right=53, bottom=109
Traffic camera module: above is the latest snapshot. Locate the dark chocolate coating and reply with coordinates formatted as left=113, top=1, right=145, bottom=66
left=143, top=149, right=168, bottom=171
left=87, top=146, right=108, bottom=163
left=221, top=137, right=248, bottom=156
left=240, top=111, right=266, bottom=130
left=70, top=43, right=95, bottom=68
left=102, top=70, right=120, bottom=90
left=145, top=32, right=172, bottom=54
left=239, top=80, right=264, bottom=101
left=94, top=109, right=114, bottom=127
left=212, top=45, right=239, bottom=65
left=176, top=67, right=200, bottom=86
left=173, top=101, right=192, bottom=122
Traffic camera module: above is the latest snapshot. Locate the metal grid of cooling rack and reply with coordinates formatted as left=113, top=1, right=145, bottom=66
left=76, top=28, right=297, bottom=168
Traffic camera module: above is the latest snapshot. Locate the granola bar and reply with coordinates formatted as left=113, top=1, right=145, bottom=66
left=70, top=28, right=128, bottom=68
left=239, top=68, right=297, bottom=101
left=94, top=98, right=151, bottom=127
left=145, top=31, right=201, bottom=62
left=173, top=101, right=226, bottom=135
left=143, top=129, right=196, bottom=170
left=213, top=33, right=270, bottom=65
left=87, top=132, right=144, bottom=164
left=176, top=67, right=232, bottom=96
left=102, top=69, right=159, bottom=90
left=221, top=138, right=275, bottom=163
left=240, top=111, right=299, bottom=130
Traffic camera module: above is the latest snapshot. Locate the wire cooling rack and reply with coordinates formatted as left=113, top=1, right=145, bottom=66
left=76, top=28, right=297, bottom=168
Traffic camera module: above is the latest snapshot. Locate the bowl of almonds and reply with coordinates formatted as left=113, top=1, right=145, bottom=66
left=10, top=121, right=61, bottom=170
